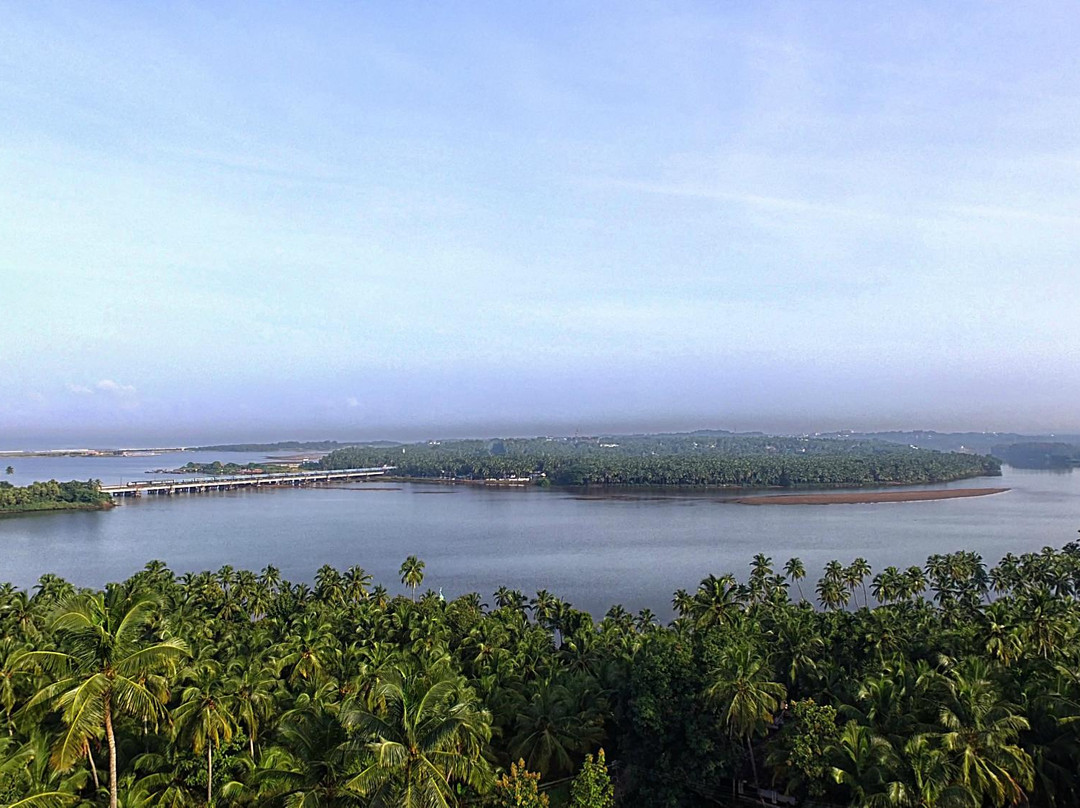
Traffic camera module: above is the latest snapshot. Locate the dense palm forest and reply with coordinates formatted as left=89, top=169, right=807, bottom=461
left=0, top=480, right=111, bottom=514
left=317, top=432, right=1001, bottom=488
left=4, top=543, right=1080, bottom=807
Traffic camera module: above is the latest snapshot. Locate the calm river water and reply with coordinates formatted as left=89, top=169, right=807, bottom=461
left=1, top=453, right=1078, bottom=615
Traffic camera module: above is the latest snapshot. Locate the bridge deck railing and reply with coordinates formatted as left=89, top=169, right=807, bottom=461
left=101, top=466, right=394, bottom=492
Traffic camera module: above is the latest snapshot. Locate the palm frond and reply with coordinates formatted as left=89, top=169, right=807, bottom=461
left=116, top=638, right=190, bottom=677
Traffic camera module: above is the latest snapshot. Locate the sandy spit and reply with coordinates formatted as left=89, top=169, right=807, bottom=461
left=734, top=488, right=1010, bottom=506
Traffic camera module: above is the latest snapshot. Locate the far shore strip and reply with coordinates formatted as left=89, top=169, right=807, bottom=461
left=734, top=487, right=1010, bottom=506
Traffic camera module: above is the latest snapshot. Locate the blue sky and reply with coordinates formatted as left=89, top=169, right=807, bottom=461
left=2, top=2, right=1079, bottom=446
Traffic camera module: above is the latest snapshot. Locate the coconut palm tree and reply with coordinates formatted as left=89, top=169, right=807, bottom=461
left=530, top=591, right=560, bottom=634
left=275, top=615, right=339, bottom=690
left=253, top=706, right=365, bottom=807
left=32, top=575, right=75, bottom=608
left=172, top=660, right=238, bottom=806
left=816, top=577, right=850, bottom=611
left=228, top=658, right=277, bottom=760
left=773, top=611, right=824, bottom=692
left=315, top=565, right=345, bottom=606
left=671, top=589, right=693, bottom=618
left=784, top=558, right=806, bottom=602
left=827, top=721, right=894, bottom=806
left=846, top=558, right=872, bottom=608
left=257, top=565, right=282, bottom=595
left=689, top=574, right=745, bottom=630
left=748, top=555, right=773, bottom=604
left=346, top=659, right=492, bottom=807
left=398, top=556, right=425, bottom=601
left=370, top=585, right=390, bottom=609
left=706, top=644, right=786, bottom=793
left=903, top=566, right=928, bottom=601
left=881, top=733, right=974, bottom=808
left=935, top=662, right=1033, bottom=807
left=509, top=679, right=603, bottom=778
left=344, top=566, right=373, bottom=604
left=494, top=587, right=525, bottom=612
left=17, top=590, right=189, bottom=808
left=872, top=567, right=905, bottom=606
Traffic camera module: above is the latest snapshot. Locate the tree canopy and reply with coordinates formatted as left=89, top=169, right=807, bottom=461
left=0, top=480, right=110, bottom=514
left=317, top=432, right=1000, bottom=488
left=3, top=541, right=1080, bottom=806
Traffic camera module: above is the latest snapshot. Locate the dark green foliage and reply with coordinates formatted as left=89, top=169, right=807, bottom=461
left=621, top=631, right=738, bottom=806
left=176, top=461, right=292, bottom=475
left=4, top=543, right=1080, bottom=806
left=770, top=699, right=841, bottom=796
left=0, top=479, right=110, bottom=513
left=319, top=431, right=1000, bottom=487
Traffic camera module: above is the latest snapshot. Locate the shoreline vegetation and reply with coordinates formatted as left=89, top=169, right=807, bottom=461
left=733, top=487, right=1011, bottom=505
left=317, top=430, right=1001, bottom=488
left=3, top=544, right=1080, bottom=806
left=149, top=460, right=295, bottom=476
left=0, top=431, right=1006, bottom=516
left=0, top=478, right=113, bottom=515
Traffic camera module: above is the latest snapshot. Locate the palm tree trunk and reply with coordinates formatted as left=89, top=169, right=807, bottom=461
left=249, top=731, right=255, bottom=759
left=104, top=693, right=118, bottom=808
left=85, top=739, right=100, bottom=792
left=746, top=735, right=764, bottom=804
left=207, top=744, right=213, bottom=806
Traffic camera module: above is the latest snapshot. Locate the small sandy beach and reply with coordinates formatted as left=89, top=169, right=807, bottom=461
left=734, top=487, right=1010, bottom=505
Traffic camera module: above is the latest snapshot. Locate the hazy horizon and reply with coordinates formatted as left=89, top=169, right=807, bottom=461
left=4, top=3, right=1079, bottom=446
left=7, top=417, right=1080, bottom=454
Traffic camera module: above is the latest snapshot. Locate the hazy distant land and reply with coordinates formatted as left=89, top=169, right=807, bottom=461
left=11, top=429, right=1074, bottom=515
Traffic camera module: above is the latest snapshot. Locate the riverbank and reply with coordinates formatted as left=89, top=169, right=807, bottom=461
left=733, top=487, right=1010, bottom=505
left=0, top=500, right=115, bottom=516
left=0, top=479, right=115, bottom=516
left=384, top=475, right=532, bottom=487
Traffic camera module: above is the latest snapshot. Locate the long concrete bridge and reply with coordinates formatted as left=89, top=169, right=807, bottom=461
left=102, top=466, right=395, bottom=497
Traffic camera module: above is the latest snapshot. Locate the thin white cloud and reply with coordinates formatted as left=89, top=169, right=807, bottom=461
left=65, top=380, right=137, bottom=397
left=96, top=379, right=136, bottom=396
left=602, top=178, right=892, bottom=222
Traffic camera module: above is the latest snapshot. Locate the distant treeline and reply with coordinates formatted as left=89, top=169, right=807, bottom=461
left=191, top=441, right=359, bottom=452
left=318, top=432, right=1001, bottom=487
left=0, top=479, right=112, bottom=513
left=992, top=442, right=1080, bottom=469
left=826, top=430, right=1080, bottom=455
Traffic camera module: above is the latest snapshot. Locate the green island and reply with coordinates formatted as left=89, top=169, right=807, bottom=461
left=3, top=545, right=1079, bottom=806
left=0, top=479, right=112, bottom=514
left=317, top=431, right=1001, bottom=487
left=170, top=461, right=294, bottom=476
